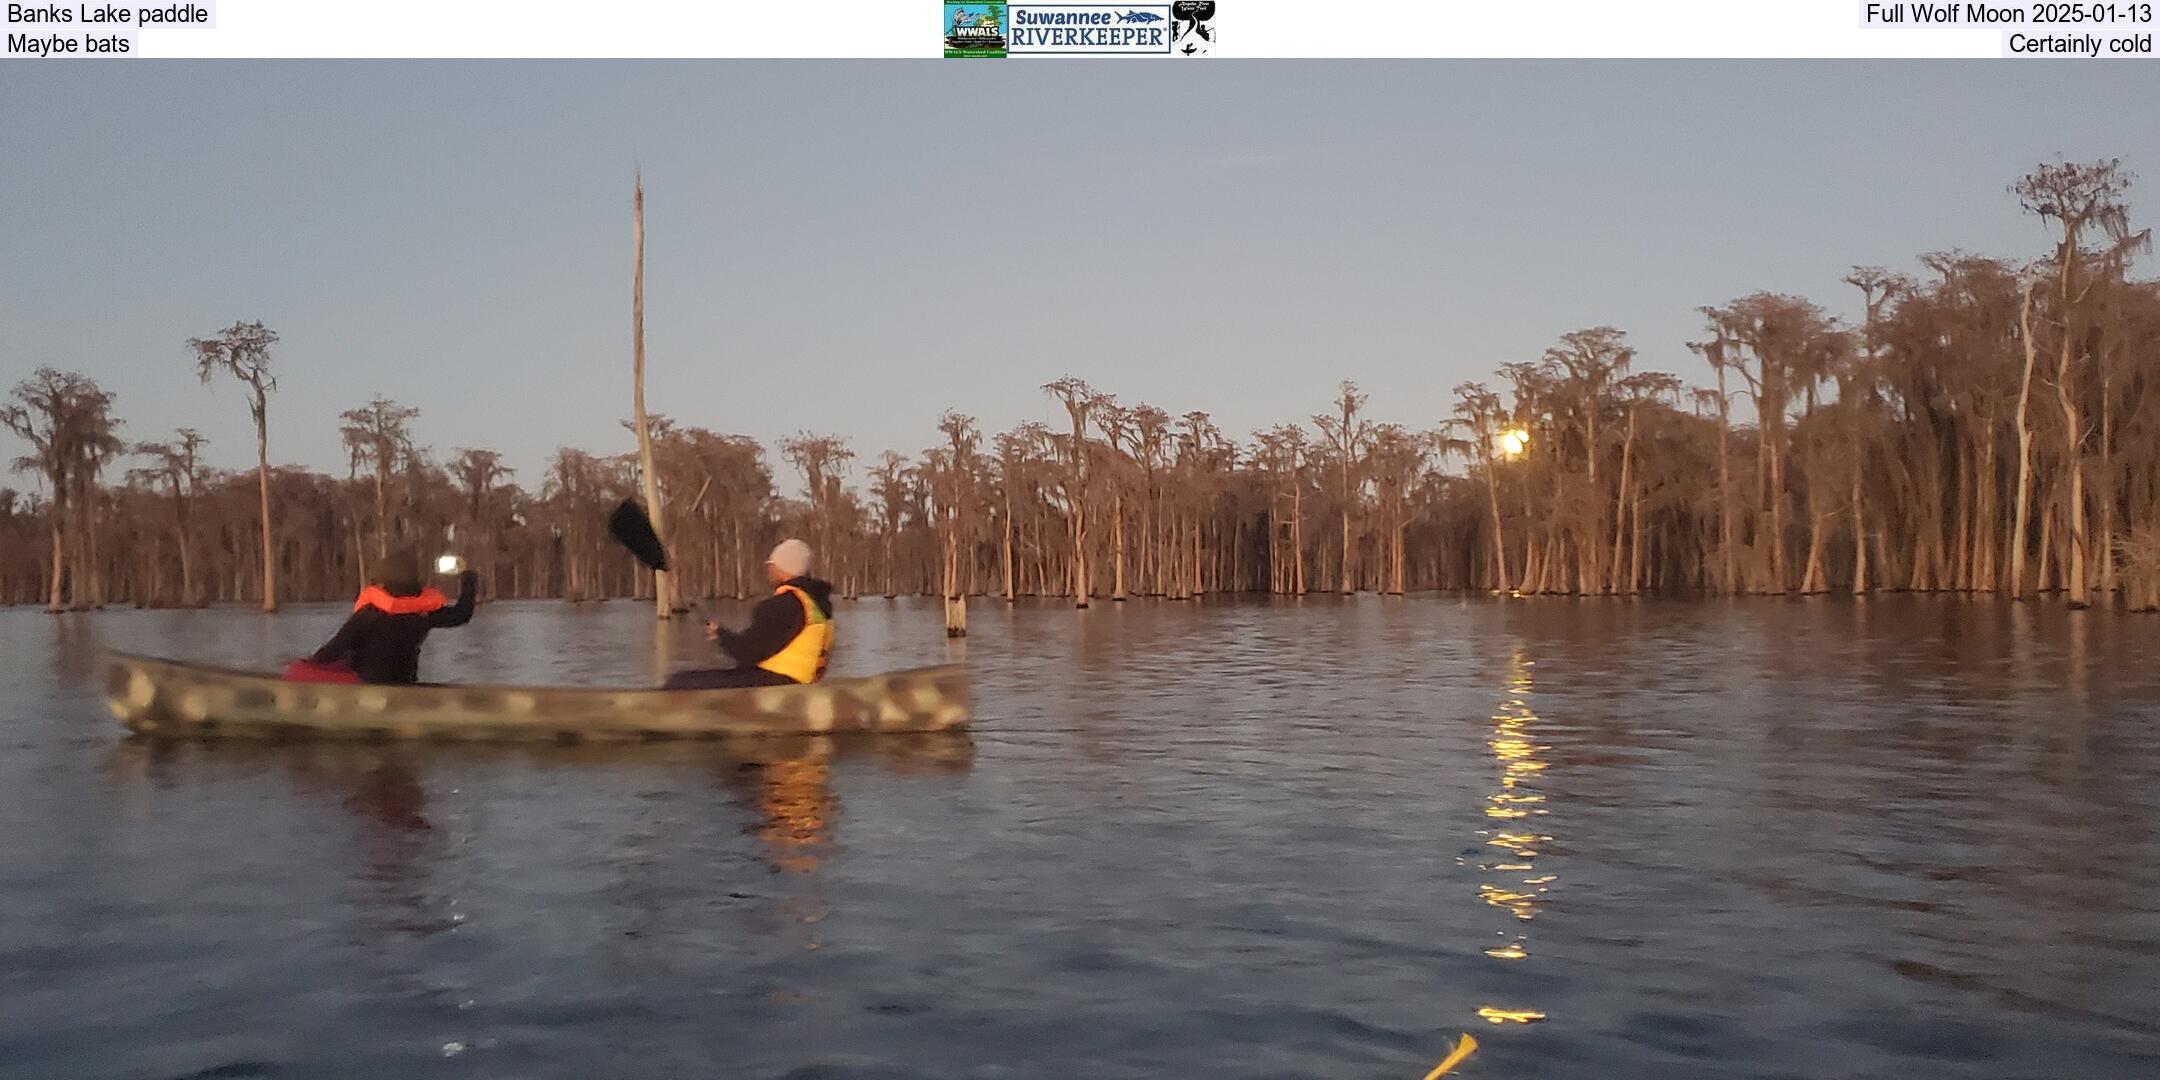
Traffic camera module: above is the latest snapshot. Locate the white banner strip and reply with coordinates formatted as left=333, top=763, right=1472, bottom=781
left=3, top=0, right=2154, bottom=58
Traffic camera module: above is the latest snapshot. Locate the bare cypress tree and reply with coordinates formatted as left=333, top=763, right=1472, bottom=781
left=1313, top=381, right=1370, bottom=594
left=780, top=433, right=855, bottom=560
left=928, top=412, right=980, bottom=635
left=629, top=170, right=673, bottom=618
left=338, top=396, right=419, bottom=560
left=189, top=321, right=279, bottom=611
left=1042, top=376, right=1097, bottom=607
left=129, top=429, right=209, bottom=606
left=4, top=370, right=115, bottom=612
left=2013, top=158, right=2151, bottom=607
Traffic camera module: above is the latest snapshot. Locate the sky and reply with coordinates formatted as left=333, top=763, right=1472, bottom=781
left=2, top=62, right=2156, bottom=497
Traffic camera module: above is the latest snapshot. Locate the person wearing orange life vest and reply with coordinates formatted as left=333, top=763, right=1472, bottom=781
left=305, top=550, right=479, bottom=685
left=663, top=538, right=835, bottom=690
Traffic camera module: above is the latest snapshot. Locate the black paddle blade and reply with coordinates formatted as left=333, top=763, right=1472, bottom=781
left=608, top=499, right=669, bottom=572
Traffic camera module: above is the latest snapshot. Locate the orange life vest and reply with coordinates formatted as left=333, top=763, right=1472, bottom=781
left=756, top=584, right=834, bottom=684
left=354, top=586, right=447, bottom=615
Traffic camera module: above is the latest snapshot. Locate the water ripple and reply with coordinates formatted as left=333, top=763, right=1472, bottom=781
left=1, top=596, right=2157, bottom=1078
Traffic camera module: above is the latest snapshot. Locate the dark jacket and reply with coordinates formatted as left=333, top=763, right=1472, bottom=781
left=715, top=576, right=834, bottom=668
left=310, top=570, right=479, bottom=685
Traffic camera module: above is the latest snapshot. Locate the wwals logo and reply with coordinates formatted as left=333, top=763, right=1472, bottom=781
left=945, top=1, right=1008, bottom=57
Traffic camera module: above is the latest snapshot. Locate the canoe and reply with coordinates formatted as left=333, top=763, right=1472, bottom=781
left=105, top=652, right=970, bottom=742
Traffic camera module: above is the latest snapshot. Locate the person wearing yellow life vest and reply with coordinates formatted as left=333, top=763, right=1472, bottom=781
left=662, top=538, right=835, bottom=690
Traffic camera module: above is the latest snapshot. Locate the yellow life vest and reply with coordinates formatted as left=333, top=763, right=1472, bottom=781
left=757, top=584, right=834, bottom=684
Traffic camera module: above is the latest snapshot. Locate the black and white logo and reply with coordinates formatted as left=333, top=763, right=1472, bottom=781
left=1171, top=0, right=1215, bottom=55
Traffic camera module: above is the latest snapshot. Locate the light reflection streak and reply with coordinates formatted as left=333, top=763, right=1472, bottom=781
left=1477, top=1006, right=1547, bottom=1024
left=756, top=755, right=835, bottom=876
left=1474, top=647, right=1552, bottom=1021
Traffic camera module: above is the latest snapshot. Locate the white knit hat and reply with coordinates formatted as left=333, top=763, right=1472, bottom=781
left=767, top=538, right=812, bottom=577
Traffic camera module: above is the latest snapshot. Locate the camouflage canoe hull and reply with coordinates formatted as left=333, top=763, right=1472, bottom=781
left=105, top=652, right=971, bottom=742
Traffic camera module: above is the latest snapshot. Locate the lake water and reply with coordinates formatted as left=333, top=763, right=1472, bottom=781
left=3, top=596, right=2158, bottom=1079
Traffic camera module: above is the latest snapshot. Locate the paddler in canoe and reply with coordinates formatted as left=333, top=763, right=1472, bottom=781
left=291, top=550, right=480, bottom=685
left=663, top=538, right=835, bottom=690
left=107, top=516, right=969, bottom=739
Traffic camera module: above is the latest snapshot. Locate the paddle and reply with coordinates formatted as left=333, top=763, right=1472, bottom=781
left=608, top=498, right=670, bottom=572
left=608, top=499, right=710, bottom=623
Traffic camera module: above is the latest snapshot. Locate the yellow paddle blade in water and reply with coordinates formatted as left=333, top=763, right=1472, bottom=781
left=1421, top=1032, right=1479, bottom=1078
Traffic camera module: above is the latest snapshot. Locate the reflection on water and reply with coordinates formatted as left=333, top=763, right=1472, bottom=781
left=732, top=751, right=837, bottom=981
left=733, top=749, right=837, bottom=876
left=753, top=757, right=834, bottom=875
left=336, top=756, right=450, bottom=937
left=6, top=597, right=2160, bottom=1079
left=1473, top=646, right=1550, bottom=1025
